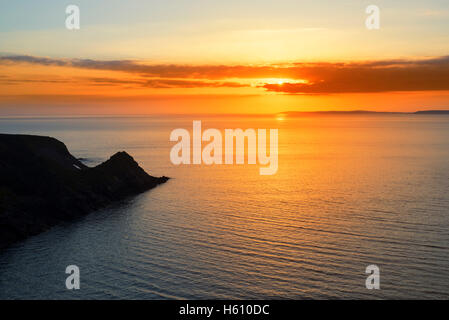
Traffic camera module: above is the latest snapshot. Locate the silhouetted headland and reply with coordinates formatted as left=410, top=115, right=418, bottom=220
left=0, top=134, right=168, bottom=249
left=414, top=110, right=449, bottom=115
left=278, top=109, right=449, bottom=117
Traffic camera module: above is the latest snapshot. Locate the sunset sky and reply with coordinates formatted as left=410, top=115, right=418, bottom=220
left=1, top=0, right=449, bottom=115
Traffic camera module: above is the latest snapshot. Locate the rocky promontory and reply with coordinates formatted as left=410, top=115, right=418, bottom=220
left=0, top=133, right=168, bottom=249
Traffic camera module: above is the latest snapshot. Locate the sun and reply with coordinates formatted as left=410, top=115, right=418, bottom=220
left=260, top=78, right=308, bottom=85
left=276, top=113, right=287, bottom=121
left=247, top=78, right=308, bottom=88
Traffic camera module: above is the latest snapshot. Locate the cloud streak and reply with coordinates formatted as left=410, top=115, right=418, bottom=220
left=1, top=54, right=449, bottom=93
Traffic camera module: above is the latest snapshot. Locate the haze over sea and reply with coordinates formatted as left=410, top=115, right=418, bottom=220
left=0, top=114, right=449, bottom=299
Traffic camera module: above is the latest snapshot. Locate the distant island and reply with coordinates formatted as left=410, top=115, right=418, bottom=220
left=0, top=134, right=168, bottom=249
left=414, top=110, right=449, bottom=115
left=277, top=110, right=449, bottom=117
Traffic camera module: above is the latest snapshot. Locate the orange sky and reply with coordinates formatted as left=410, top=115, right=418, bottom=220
left=1, top=55, right=449, bottom=115
left=1, top=1, right=449, bottom=115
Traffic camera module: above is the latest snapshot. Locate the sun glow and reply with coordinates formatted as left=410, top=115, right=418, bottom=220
left=256, top=78, right=308, bottom=86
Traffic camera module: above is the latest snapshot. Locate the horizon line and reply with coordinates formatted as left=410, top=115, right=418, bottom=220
left=1, top=109, right=449, bottom=120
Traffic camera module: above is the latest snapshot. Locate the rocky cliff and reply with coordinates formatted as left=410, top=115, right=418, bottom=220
left=0, top=134, right=168, bottom=249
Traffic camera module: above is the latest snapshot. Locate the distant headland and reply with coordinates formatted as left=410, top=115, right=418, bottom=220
left=0, top=134, right=168, bottom=249
left=278, top=110, right=449, bottom=117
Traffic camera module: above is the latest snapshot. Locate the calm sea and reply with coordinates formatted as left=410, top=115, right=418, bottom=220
left=0, top=115, right=449, bottom=299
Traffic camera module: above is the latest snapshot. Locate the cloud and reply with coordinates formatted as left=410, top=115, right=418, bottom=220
left=0, top=73, right=245, bottom=89
left=0, top=55, right=287, bottom=79
left=263, top=56, right=449, bottom=94
left=1, top=54, right=449, bottom=93
left=87, top=77, right=246, bottom=88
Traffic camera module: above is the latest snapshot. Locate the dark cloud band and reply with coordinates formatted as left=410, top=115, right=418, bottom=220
left=1, top=54, right=449, bottom=93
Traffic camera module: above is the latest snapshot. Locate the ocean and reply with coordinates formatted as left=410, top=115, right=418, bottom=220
left=0, top=114, right=449, bottom=299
